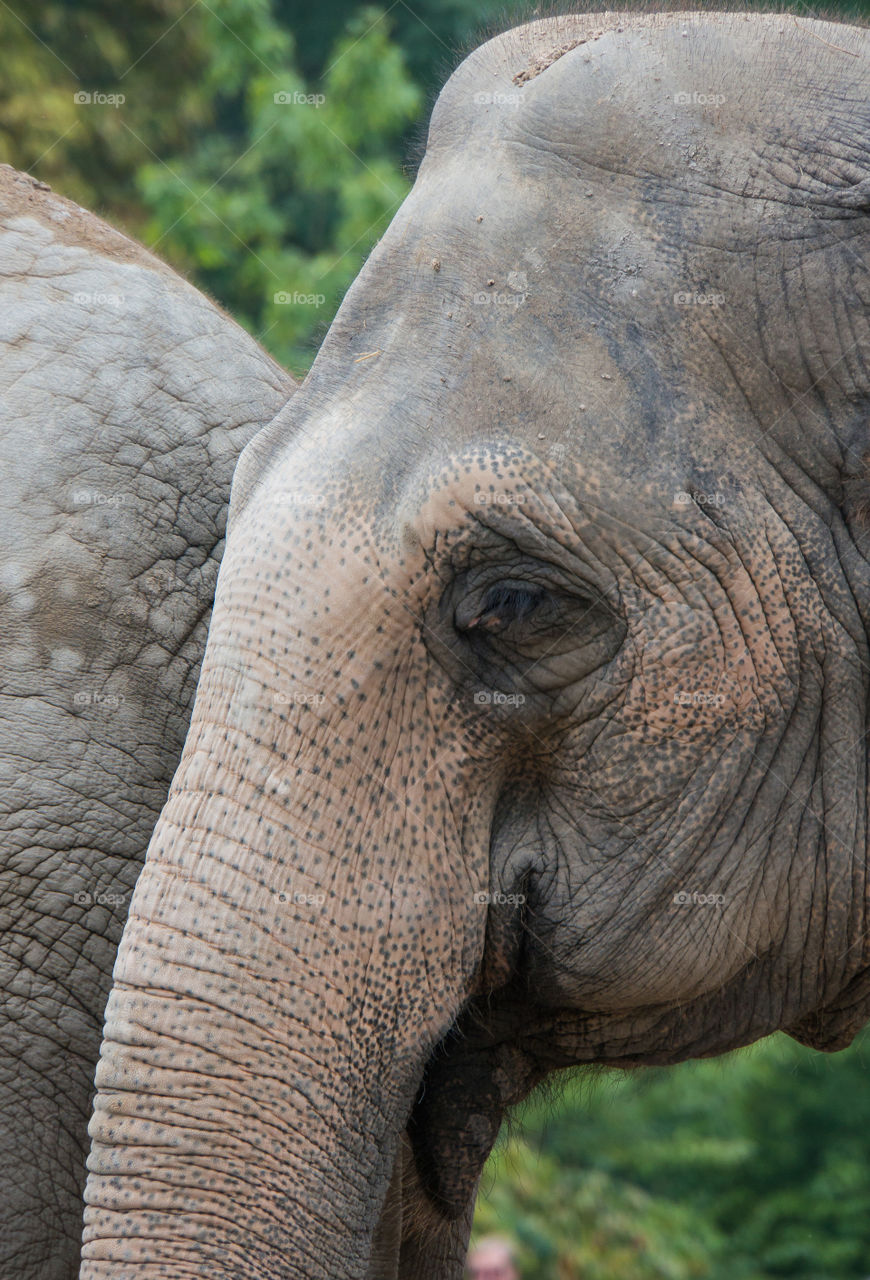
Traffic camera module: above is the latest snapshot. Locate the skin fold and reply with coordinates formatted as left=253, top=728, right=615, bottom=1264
left=0, top=10, right=862, bottom=1280
left=0, top=167, right=295, bottom=1280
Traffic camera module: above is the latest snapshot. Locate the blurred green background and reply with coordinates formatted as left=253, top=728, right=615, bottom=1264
left=4, top=1, right=870, bottom=1275
left=473, top=1029, right=870, bottom=1279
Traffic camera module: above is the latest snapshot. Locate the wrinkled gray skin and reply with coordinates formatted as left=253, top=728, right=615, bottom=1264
left=78, top=9, right=870, bottom=1279
left=36, top=11, right=870, bottom=1280
left=0, top=166, right=295, bottom=1280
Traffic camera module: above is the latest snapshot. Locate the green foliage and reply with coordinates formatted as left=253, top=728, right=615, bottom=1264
left=474, top=1138, right=722, bottom=1279
left=0, top=1, right=207, bottom=214
left=475, top=1032, right=870, bottom=1279
left=274, top=0, right=507, bottom=96
left=134, top=4, right=422, bottom=373
left=0, top=0, right=442, bottom=374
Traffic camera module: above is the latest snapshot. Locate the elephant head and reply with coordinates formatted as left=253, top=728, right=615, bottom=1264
left=81, top=11, right=870, bottom=1279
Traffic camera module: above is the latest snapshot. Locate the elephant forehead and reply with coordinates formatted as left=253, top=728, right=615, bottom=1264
left=432, top=12, right=868, bottom=205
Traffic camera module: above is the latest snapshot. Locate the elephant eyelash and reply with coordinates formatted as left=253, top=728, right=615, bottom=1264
left=459, top=584, right=548, bottom=634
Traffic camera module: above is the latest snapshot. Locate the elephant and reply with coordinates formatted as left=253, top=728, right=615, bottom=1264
left=0, top=164, right=295, bottom=1279
left=0, top=5, right=866, bottom=1278
left=73, top=8, right=870, bottom=1277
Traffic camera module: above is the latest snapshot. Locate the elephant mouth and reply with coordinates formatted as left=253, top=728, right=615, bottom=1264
left=404, top=991, right=545, bottom=1222
left=364, top=1026, right=521, bottom=1277
left=405, top=1051, right=506, bottom=1222
left=402, top=893, right=543, bottom=1223
left=402, top=965, right=870, bottom=1226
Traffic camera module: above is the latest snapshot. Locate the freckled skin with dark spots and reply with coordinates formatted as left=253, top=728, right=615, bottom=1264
left=0, top=168, right=294, bottom=1279
left=78, top=11, right=870, bottom=1280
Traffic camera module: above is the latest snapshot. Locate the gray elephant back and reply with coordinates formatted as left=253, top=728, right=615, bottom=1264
left=0, top=165, right=295, bottom=1280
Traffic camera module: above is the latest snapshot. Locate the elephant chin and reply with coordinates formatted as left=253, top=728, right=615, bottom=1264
left=786, top=968, right=870, bottom=1052
left=786, top=1021, right=862, bottom=1053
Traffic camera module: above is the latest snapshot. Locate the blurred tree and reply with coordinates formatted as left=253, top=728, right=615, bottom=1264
left=274, top=0, right=507, bottom=97
left=474, top=1136, right=722, bottom=1279
left=0, top=1, right=427, bottom=372
left=0, top=0, right=206, bottom=217
left=477, top=1031, right=870, bottom=1280
left=134, top=2, right=422, bottom=371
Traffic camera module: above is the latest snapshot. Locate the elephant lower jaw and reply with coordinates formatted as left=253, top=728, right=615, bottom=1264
left=398, top=966, right=870, bottom=1233
left=788, top=1021, right=860, bottom=1052
left=786, top=966, right=870, bottom=1051
left=405, top=1015, right=547, bottom=1221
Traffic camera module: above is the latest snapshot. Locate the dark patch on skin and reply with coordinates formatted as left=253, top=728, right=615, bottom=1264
left=841, top=451, right=870, bottom=529
left=512, top=34, right=598, bottom=84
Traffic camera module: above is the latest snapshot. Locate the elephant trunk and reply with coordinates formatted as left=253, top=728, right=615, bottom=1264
left=80, top=658, right=476, bottom=1278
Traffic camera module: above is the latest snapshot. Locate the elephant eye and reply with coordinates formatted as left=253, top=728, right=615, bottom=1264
left=457, top=584, right=548, bottom=634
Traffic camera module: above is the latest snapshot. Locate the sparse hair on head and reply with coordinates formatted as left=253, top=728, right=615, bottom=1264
left=404, top=0, right=869, bottom=173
